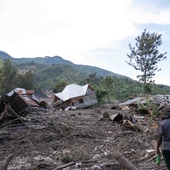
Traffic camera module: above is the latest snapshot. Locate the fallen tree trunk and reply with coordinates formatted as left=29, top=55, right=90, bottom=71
left=2, top=154, right=14, bottom=170
left=112, top=150, right=138, bottom=170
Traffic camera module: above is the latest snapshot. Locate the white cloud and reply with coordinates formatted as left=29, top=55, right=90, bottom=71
left=129, top=10, right=170, bottom=25
left=127, top=0, right=170, bottom=25
left=0, top=0, right=136, bottom=57
left=0, top=0, right=170, bottom=85
left=41, top=0, right=136, bottom=54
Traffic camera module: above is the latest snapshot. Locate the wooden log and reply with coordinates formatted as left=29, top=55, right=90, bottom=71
left=112, top=150, right=138, bottom=170
left=99, top=111, right=110, bottom=121
left=122, top=120, right=138, bottom=131
left=2, top=154, right=14, bottom=170
left=53, top=162, right=75, bottom=170
left=134, top=122, right=149, bottom=132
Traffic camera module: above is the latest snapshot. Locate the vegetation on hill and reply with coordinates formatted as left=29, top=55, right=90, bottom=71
left=0, top=51, right=170, bottom=102
left=34, top=64, right=87, bottom=90
left=0, top=51, right=12, bottom=60
left=2, top=52, right=126, bottom=78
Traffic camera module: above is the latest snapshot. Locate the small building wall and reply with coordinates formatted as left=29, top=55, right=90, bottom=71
left=70, top=94, right=97, bottom=109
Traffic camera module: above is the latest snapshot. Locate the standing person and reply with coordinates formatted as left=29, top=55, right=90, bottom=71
left=156, top=105, right=170, bottom=169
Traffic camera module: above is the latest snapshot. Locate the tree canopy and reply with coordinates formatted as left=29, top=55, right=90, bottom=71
left=0, top=59, right=35, bottom=94
left=126, top=29, right=167, bottom=94
left=0, top=58, right=18, bottom=94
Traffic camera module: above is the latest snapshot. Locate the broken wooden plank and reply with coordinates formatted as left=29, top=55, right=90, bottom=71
left=110, top=113, right=123, bottom=122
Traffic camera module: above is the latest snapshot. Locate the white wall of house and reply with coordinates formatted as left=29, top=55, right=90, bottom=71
left=71, top=94, right=97, bottom=108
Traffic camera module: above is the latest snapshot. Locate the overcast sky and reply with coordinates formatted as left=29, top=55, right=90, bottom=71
left=1, top=0, right=170, bottom=85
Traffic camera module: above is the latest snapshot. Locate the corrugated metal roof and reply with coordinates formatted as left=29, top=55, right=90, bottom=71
left=55, top=84, right=89, bottom=101
left=152, top=95, right=170, bottom=103
left=7, top=87, right=26, bottom=97
left=120, top=97, right=145, bottom=105
left=7, top=88, right=34, bottom=96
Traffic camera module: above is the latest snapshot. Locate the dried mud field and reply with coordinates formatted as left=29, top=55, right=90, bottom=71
left=0, top=103, right=166, bottom=170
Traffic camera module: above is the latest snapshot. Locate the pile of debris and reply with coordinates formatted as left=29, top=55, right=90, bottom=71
left=0, top=88, right=49, bottom=125
left=0, top=92, right=169, bottom=169
left=99, top=95, right=170, bottom=133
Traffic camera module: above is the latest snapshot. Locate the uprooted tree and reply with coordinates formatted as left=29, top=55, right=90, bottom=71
left=126, top=29, right=167, bottom=94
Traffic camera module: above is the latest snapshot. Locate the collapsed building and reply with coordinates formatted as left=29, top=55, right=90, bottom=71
left=0, top=88, right=47, bottom=121
left=53, top=84, right=98, bottom=110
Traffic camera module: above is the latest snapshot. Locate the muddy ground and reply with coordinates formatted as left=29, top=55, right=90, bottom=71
left=0, top=101, right=166, bottom=170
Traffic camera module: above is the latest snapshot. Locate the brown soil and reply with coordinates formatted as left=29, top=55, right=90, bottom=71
left=0, top=102, right=166, bottom=170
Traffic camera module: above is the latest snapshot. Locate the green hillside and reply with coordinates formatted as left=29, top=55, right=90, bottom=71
left=0, top=51, right=126, bottom=79
left=0, top=50, right=170, bottom=101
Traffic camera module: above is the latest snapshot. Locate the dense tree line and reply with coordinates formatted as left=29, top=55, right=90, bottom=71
left=82, top=73, right=170, bottom=103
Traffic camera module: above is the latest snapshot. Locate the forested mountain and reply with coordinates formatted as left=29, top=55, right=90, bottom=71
left=0, top=50, right=170, bottom=101
left=0, top=51, right=126, bottom=78
left=0, top=51, right=12, bottom=60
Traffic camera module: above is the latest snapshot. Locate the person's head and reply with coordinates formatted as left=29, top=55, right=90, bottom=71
left=159, top=105, right=170, bottom=119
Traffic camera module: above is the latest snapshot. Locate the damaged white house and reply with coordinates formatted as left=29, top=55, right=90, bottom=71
left=53, top=84, right=98, bottom=109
